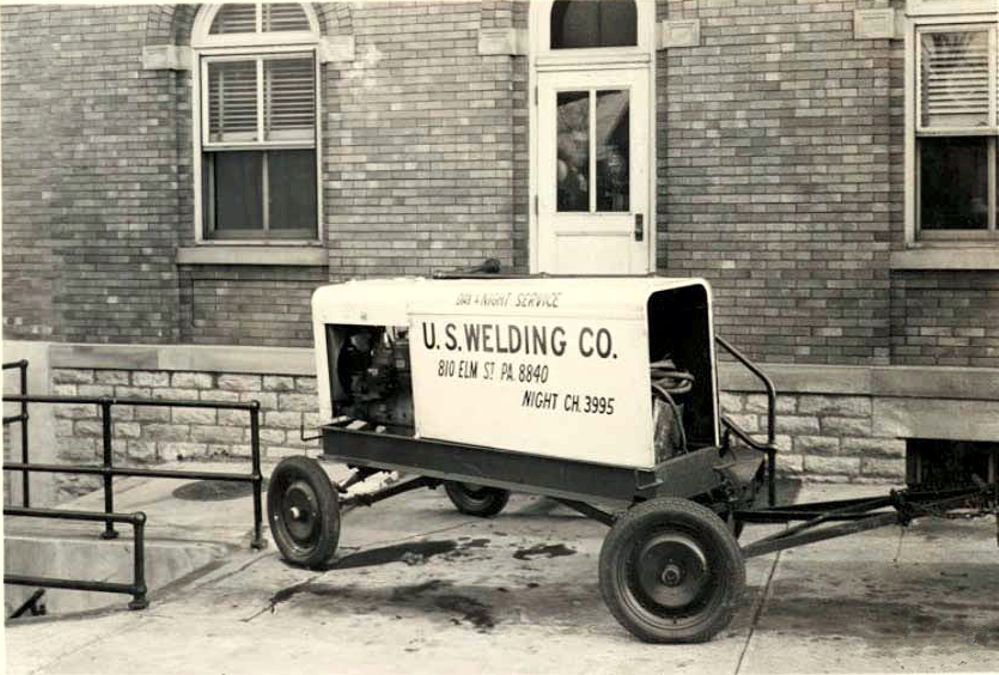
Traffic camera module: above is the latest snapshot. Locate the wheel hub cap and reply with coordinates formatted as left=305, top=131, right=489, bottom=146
left=283, top=481, right=318, bottom=544
left=636, top=533, right=709, bottom=609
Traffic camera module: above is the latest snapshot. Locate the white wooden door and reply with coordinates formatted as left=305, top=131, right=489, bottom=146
left=537, top=68, right=650, bottom=274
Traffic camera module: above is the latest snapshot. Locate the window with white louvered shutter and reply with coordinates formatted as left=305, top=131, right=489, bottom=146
left=918, top=28, right=994, bottom=131
left=265, top=58, right=316, bottom=142
left=912, top=22, right=998, bottom=238
left=193, top=3, right=320, bottom=241
left=203, top=54, right=316, bottom=147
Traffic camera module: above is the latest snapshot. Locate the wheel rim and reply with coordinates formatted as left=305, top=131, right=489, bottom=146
left=278, top=478, right=320, bottom=554
left=621, top=525, right=720, bottom=628
left=635, top=533, right=708, bottom=609
left=459, top=482, right=489, bottom=500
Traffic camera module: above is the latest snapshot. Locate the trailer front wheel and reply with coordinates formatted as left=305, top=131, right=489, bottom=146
left=599, top=498, right=745, bottom=643
left=444, top=481, right=510, bottom=517
left=268, top=456, right=340, bottom=568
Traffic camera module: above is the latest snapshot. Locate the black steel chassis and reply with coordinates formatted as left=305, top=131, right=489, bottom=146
left=314, top=333, right=999, bottom=559
left=271, top=333, right=999, bottom=643
left=320, top=422, right=999, bottom=560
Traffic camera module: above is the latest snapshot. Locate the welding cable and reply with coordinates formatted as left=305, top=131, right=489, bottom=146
left=650, top=359, right=695, bottom=455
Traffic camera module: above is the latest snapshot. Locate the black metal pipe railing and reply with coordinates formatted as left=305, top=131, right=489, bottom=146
left=715, top=336, right=779, bottom=506
left=2, top=392, right=266, bottom=549
left=4, top=506, right=148, bottom=610
left=3, top=360, right=30, bottom=507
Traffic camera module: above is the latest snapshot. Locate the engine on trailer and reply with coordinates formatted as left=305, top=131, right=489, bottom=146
left=332, top=325, right=414, bottom=428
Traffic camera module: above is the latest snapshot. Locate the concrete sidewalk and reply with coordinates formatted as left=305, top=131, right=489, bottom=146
left=5, top=462, right=999, bottom=674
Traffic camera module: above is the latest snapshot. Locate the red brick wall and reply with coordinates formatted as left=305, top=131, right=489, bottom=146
left=3, top=1, right=996, bottom=370
left=890, top=273, right=999, bottom=367
left=178, top=266, right=326, bottom=347
left=657, top=0, right=897, bottom=366
left=323, top=1, right=527, bottom=279
left=1, top=5, right=183, bottom=344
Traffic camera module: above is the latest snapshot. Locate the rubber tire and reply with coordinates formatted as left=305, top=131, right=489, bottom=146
left=599, top=497, right=745, bottom=643
left=443, top=481, right=510, bottom=517
left=267, top=456, right=340, bottom=569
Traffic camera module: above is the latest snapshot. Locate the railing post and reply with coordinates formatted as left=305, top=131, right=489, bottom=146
left=249, top=402, right=265, bottom=550
left=128, top=512, right=148, bottom=610
left=19, top=360, right=29, bottom=508
left=100, top=398, right=118, bottom=539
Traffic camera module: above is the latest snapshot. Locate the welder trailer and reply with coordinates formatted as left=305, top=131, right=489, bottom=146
left=267, top=275, right=999, bottom=643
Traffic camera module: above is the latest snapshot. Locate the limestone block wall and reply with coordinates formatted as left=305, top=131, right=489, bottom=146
left=50, top=367, right=320, bottom=499
left=720, top=391, right=905, bottom=482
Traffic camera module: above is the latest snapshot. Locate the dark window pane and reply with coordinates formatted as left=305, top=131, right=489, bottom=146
left=920, top=137, right=988, bottom=230
left=596, top=90, right=629, bottom=212
left=557, top=91, right=589, bottom=212
left=268, top=150, right=317, bottom=232
left=551, top=0, right=636, bottom=49
left=208, top=151, right=264, bottom=233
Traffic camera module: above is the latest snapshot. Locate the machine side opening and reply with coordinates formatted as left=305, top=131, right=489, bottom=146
left=325, top=324, right=415, bottom=433
left=646, top=285, right=717, bottom=457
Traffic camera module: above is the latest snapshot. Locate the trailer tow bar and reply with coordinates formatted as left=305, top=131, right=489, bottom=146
left=736, top=482, right=999, bottom=558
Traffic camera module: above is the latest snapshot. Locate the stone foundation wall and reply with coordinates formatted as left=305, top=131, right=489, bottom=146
left=51, top=367, right=320, bottom=499
left=720, top=391, right=905, bottom=482
left=45, top=362, right=999, bottom=500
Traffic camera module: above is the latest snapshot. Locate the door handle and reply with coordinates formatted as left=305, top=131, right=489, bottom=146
left=634, top=213, right=644, bottom=242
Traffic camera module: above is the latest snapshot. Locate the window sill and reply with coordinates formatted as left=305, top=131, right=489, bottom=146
left=890, top=247, right=999, bottom=271
left=176, top=245, right=326, bottom=267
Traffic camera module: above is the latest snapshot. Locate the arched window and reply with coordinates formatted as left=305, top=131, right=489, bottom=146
left=550, top=0, right=637, bottom=50
left=191, top=3, right=321, bottom=241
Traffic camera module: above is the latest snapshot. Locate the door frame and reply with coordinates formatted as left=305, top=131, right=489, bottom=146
left=528, top=0, right=659, bottom=274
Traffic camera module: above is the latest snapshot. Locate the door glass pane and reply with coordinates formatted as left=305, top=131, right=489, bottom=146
left=268, top=150, right=317, bottom=233
left=557, top=91, right=589, bottom=212
left=596, top=90, right=629, bottom=212
left=920, top=137, right=988, bottom=230
left=551, top=0, right=637, bottom=49
left=207, top=151, right=264, bottom=233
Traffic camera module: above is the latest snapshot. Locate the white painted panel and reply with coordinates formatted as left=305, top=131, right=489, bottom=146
left=555, top=235, right=631, bottom=274
left=409, top=313, right=654, bottom=468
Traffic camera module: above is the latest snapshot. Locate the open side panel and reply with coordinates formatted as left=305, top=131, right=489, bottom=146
left=646, top=284, right=719, bottom=455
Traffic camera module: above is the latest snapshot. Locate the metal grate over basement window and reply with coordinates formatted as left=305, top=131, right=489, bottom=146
left=907, top=439, right=999, bottom=489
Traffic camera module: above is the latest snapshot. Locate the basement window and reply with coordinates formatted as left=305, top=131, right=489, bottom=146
left=906, top=439, right=999, bottom=488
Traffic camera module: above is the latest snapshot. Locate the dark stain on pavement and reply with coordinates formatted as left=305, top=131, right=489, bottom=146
left=513, top=543, right=575, bottom=560
left=322, top=540, right=458, bottom=570
left=760, top=595, right=998, bottom=647
left=434, top=594, right=495, bottom=630
left=313, top=538, right=492, bottom=571
left=262, top=579, right=497, bottom=631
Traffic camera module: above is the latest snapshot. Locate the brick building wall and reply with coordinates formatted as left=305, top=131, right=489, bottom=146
left=323, top=1, right=527, bottom=279
left=2, top=1, right=998, bottom=503
left=890, top=273, right=999, bottom=367
left=659, top=0, right=897, bottom=366
left=1, top=5, right=183, bottom=344
left=178, top=266, right=325, bottom=347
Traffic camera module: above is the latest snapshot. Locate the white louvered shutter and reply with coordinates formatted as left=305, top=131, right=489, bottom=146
left=210, top=4, right=257, bottom=35
left=263, top=4, right=312, bottom=32
left=206, top=60, right=259, bottom=144
left=264, top=57, right=316, bottom=142
left=919, top=28, right=992, bottom=129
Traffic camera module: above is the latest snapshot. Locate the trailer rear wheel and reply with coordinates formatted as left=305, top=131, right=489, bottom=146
left=444, top=481, right=510, bottom=517
left=599, top=497, right=745, bottom=643
left=268, top=456, right=340, bottom=568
